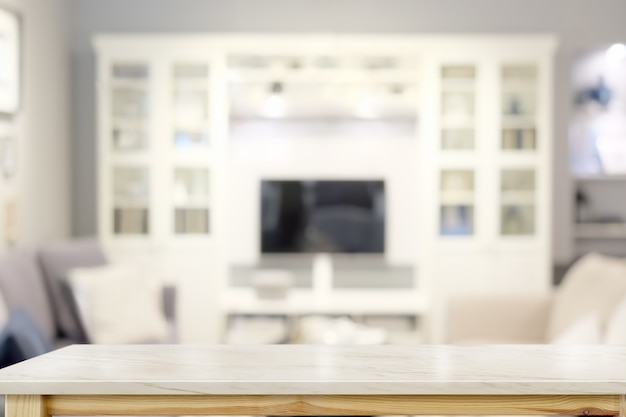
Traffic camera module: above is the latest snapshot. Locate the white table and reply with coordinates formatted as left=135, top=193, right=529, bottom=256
left=0, top=344, right=624, bottom=416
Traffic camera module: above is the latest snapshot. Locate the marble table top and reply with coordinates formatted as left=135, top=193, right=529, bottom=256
left=1, top=344, right=626, bottom=395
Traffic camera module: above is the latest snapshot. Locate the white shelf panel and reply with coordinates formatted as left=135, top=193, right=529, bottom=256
left=222, top=288, right=427, bottom=316
left=110, top=153, right=151, bottom=165
left=575, top=223, right=626, bottom=239
left=173, top=120, right=210, bottom=132
left=440, top=118, right=474, bottom=129
left=174, top=201, right=210, bottom=208
left=501, top=115, right=536, bottom=128
left=440, top=191, right=474, bottom=205
left=500, top=191, right=536, bottom=205
left=575, top=174, right=626, bottom=182
left=172, top=151, right=212, bottom=166
left=109, top=79, right=148, bottom=90
left=173, top=80, right=209, bottom=90
left=501, top=80, right=536, bottom=92
left=437, top=153, right=477, bottom=167
left=230, top=68, right=420, bottom=84
left=113, top=199, right=149, bottom=207
left=112, top=117, right=148, bottom=128
left=497, top=152, right=538, bottom=166
left=441, top=79, right=475, bottom=92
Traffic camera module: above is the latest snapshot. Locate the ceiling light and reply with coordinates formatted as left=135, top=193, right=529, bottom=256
left=354, top=93, right=379, bottom=119
left=261, top=82, right=286, bottom=118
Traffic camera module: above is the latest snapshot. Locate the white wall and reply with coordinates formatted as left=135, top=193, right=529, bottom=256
left=0, top=0, right=71, bottom=250
left=228, top=124, right=419, bottom=265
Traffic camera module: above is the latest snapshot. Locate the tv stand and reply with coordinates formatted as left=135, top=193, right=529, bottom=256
left=224, top=255, right=425, bottom=343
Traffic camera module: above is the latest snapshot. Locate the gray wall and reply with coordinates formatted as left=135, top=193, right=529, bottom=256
left=69, top=0, right=626, bottom=263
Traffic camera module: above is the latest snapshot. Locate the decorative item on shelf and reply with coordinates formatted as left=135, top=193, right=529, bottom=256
left=0, top=6, right=21, bottom=115
left=501, top=205, right=534, bottom=235
left=575, top=76, right=613, bottom=108
left=113, top=129, right=144, bottom=150
left=575, top=188, right=589, bottom=223
left=174, top=131, right=209, bottom=148
left=502, top=128, right=536, bottom=150
left=440, top=205, right=473, bottom=236
left=507, top=97, right=521, bottom=115
left=251, top=270, right=293, bottom=300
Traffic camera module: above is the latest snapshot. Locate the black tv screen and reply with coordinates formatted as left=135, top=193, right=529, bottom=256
left=261, top=180, right=385, bottom=254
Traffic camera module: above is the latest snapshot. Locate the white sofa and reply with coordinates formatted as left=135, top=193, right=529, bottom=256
left=445, top=253, right=626, bottom=344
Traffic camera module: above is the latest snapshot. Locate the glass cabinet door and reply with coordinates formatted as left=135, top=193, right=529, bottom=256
left=440, top=66, right=475, bottom=150
left=500, top=169, right=535, bottom=235
left=440, top=169, right=474, bottom=236
left=112, top=166, right=150, bottom=235
left=111, top=64, right=149, bottom=152
left=173, top=168, right=210, bottom=234
left=501, top=65, right=537, bottom=150
left=172, top=64, right=210, bottom=150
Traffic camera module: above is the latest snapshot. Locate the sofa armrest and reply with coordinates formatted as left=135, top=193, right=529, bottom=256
left=445, top=293, right=553, bottom=344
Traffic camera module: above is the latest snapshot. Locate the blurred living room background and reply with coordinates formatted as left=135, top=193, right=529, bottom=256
left=1, top=0, right=626, bottom=353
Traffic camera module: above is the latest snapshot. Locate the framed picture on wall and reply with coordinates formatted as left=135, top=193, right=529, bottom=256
left=0, top=5, right=21, bottom=115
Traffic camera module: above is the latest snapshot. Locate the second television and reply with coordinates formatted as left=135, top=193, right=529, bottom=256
left=261, top=180, right=385, bottom=254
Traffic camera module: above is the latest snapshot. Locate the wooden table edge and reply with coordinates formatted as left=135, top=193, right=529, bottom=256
left=5, top=394, right=623, bottom=416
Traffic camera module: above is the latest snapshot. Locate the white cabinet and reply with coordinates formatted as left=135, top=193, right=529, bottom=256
left=419, top=40, right=556, bottom=342
left=95, top=35, right=556, bottom=344
left=98, top=57, right=218, bottom=243
left=95, top=41, right=229, bottom=343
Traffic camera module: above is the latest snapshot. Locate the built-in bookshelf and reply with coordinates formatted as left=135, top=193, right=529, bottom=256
left=421, top=45, right=556, bottom=342
left=95, top=34, right=556, bottom=344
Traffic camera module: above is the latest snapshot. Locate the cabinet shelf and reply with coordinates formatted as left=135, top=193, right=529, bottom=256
left=230, top=68, right=420, bottom=85
left=440, top=118, right=474, bottom=129
left=110, top=154, right=151, bottom=165
left=113, top=198, right=149, bottom=207
left=173, top=120, right=209, bottom=132
left=575, top=223, right=626, bottom=239
left=500, top=191, right=535, bottom=204
left=109, top=79, right=148, bottom=90
left=575, top=174, right=626, bottom=182
left=440, top=191, right=474, bottom=205
left=173, top=80, right=209, bottom=90
left=441, top=79, right=475, bottom=92
left=501, top=115, right=536, bottom=128
left=501, top=80, right=536, bottom=92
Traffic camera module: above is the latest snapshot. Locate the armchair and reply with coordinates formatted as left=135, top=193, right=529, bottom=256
left=444, top=253, right=626, bottom=344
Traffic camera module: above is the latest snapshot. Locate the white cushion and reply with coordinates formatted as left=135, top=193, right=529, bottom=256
left=605, top=295, right=626, bottom=344
left=548, top=253, right=626, bottom=340
left=68, top=263, right=168, bottom=344
left=550, top=314, right=602, bottom=344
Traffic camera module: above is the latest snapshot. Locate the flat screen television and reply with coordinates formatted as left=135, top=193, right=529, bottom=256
left=261, top=180, right=385, bottom=254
